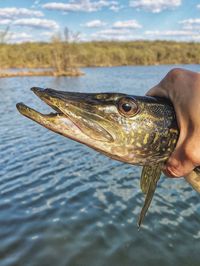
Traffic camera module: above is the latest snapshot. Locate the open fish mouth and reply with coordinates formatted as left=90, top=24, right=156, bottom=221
left=16, top=87, right=114, bottom=144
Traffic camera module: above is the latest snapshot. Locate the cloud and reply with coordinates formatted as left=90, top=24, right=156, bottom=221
left=13, top=18, right=59, bottom=30
left=129, top=0, right=181, bottom=13
left=8, top=30, right=60, bottom=43
left=197, top=4, right=200, bottom=9
left=0, top=7, right=43, bottom=18
left=89, top=18, right=142, bottom=41
left=145, top=30, right=196, bottom=36
left=113, top=20, right=142, bottom=29
left=145, top=30, right=200, bottom=41
left=43, top=0, right=120, bottom=12
left=91, top=28, right=143, bottom=41
left=83, top=19, right=107, bottom=28
left=0, top=19, right=11, bottom=25
left=42, top=31, right=55, bottom=37
left=8, top=32, right=34, bottom=43
left=5, top=28, right=62, bottom=43
left=109, top=1, right=123, bottom=12
left=179, top=18, right=200, bottom=30
left=109, top=5, right=121, bottom=12
left=143, top=18, right=200, bottom=41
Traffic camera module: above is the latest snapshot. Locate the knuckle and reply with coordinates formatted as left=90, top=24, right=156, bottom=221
left=183, top=144, right=200, bottom=166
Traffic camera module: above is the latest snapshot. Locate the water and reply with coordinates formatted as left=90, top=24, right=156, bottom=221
left=1, top=65, right=200, bottom=266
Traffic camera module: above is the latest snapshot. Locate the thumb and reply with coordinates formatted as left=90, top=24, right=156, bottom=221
left=164, top=147, right=194, bottom=177
left=164, top=136, right=200, bottom=177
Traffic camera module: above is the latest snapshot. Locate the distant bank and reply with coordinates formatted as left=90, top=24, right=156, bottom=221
left=0, top=41, right=200, bottom=77
left=0, top=69, right=84, bottom=78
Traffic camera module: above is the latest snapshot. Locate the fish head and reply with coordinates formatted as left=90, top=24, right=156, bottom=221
left=16, top=88, right=178, bottom=165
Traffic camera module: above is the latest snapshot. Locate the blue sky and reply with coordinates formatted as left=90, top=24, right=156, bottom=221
left=0, top=0, right=200, bottom=43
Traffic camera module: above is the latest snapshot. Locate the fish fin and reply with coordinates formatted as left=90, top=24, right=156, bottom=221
left=140, top=165, right=152, bottom=194
left=138, top=164, right=162, bottom=230
left=184, top=168, right=200, bottom=193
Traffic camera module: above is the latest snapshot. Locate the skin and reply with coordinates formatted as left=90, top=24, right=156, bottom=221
left=147, top=68, right=200, bottom=178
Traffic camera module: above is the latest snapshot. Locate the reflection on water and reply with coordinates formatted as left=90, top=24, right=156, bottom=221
left=0, top=65, right=200, bottom=266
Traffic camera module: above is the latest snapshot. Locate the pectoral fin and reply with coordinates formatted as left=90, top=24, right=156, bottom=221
left=140, top=165, right=152, bottom=194
left=138, top=164, right=162, bottom=229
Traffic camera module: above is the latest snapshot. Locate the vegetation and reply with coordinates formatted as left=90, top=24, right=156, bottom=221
left=0, top=41, right=200, bottom=72
left=49, top=28, right=82, bottom=76
left=0, top=27, right=83, bottom=77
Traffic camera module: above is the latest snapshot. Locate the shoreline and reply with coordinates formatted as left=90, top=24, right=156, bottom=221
left=0, top=63, right=199, bottom=78
left=0, top=70, right=84, bottom=78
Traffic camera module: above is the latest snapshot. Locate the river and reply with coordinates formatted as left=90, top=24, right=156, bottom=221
left=0, top=65, right=200, bottom=266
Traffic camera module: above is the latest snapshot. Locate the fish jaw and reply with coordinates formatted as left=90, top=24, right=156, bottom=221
left=16, top=87, right=119, bottom=155
left=16, top=102, right=91, bottom=144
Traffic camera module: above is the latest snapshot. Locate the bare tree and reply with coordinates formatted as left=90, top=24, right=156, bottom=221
left=51, top=27, right=81, bottom=76
left=63, top=27, right=80, bottom=43
left=0, top=26, right=10, bottom=44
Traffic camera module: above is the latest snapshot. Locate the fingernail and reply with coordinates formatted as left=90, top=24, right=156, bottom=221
left=162, top=165, right=178, bottom=177
left=165, top=166, right=180, bottom=177
left=165, top=157, right=183, bottom=177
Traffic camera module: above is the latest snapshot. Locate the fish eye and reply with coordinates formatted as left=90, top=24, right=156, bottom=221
left=118, top=97, right=138, bottom=117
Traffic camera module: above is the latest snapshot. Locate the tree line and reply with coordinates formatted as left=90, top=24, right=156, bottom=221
left=0, top=40, right=200, bottom=70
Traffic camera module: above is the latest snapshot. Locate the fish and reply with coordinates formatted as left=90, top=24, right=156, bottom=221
left=16, top=87, right=200, bottom=229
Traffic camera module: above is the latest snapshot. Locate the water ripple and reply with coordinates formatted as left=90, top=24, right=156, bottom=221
left=1, top=65, right=200, bottom=266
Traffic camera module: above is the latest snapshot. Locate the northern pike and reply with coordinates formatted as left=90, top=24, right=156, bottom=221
left=16, top=87, right=200, bottom=228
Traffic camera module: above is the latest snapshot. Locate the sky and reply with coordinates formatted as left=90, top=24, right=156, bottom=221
left=0, top=0, right=200, bottom=43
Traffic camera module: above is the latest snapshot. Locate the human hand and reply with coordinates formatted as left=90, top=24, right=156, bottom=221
left=146, top=68, right=200, bottom=177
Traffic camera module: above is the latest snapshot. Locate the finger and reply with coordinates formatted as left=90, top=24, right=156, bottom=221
left=162, top=122, right=195, bottom=177
left=163, top=132, right=200, bottom=177
left=164, top=148, right=195, bottom=177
